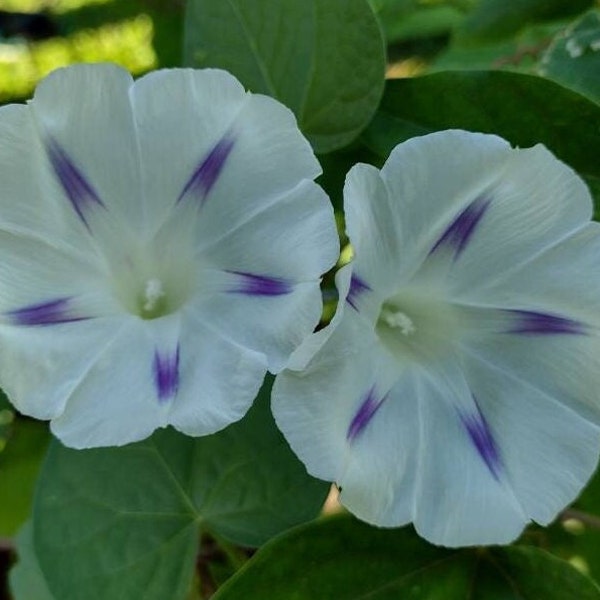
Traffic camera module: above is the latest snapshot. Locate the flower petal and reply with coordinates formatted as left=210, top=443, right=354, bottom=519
left=49, top=317, right=181, bottom=448
left=31, top=64, right=142, bottom=227
left=177, top=134, right=236, bottom=207
left=429, top=195, right=491, bottom=260
left=346, top=274, right=371, bottom=311
left=202, top=179, right=337, bottom=279
left=464, top=347, right=600, bottom=526
left=0, top=104, right=92, bottom=251
left=44, top=137, right=105, bottom=230
left=411, top=365, right=527, bottom=546
left=131, top=68, right=321, bottom=234
left=5, top=298, right=90, bottom=326
left=344, top=163, right=406, bottom=297
left=0, top=232, right=115, bottom=317
left=357, top=131, right=512, bottom=284
left=467, top=222, right=600, bottom=322
left=0, top=317, right=126, bottom=420
left=195, top=181, right=338, bottom=371
left=167, top=309, right=268, bottom=437
left=192, top=276, right=322, bottom=374
left=503, top=309, right=587, bottom=335
left=224, top=271, right=293, bottom=296
left=272, top=320, right=395, bottom=480
left=464, top=329, right=600, bottom=429
left=422, top=143, right=592, bottom=300
left=153, top=344, right=180, bottom=404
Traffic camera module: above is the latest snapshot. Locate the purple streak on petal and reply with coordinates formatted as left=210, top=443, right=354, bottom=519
left=504, top=309, right=587, bottom=335
left=6, top=297, right=89, bottom=326
left=46, top=138, right=105, bottom=229
left=153, top=345, right=180, bottom=403
left=226, top=271, right=292, bottom=296
left=459, top=398, right=502, bottom=480
left=430, top=195, right=491, bottom=259
left=177, top=134, right=235, bottom=206
left=347, top=388, right=387, bottom=442
left=346, top=274, right=371, bottom=311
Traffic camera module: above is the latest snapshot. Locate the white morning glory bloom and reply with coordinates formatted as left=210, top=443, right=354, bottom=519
left=272, top=130, right=600, bottom=547
left=0, top=63, right=338, bottom=448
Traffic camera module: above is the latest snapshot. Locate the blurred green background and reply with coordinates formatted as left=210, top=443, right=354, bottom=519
left=0, top=0, right=183, bottom=102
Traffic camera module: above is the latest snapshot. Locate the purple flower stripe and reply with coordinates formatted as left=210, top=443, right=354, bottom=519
left=459, top=398, right=502, bottom=480
left=6, top=297, right=89, bottom=326
left=226, top=271, right=292, bottom=296
left=430, top=195, right=491, bottom=259
left=347, top=388, right=387, bottom=442
left=46, top=138, right=105, bottom=229
left=178, top=134, right=235, bottom=206
left=153, top=345, right=180, bottom=403
left=505, top=309, right=587, bottom=335
left=346, top=274, right=371, bottom=311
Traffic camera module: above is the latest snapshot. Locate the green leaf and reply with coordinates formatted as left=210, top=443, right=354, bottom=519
left=9, top=522, right=55, bottom=600
left=0, top=418, right=49, bottom=537
left=183, top=0, right=386, bottom=153
left=368, top=0, right=464, bottom=43
left=538, top=10, right=600, bottom=104
left=33, top=378, right=328, bottom=600
left=459, top=0, right=593, bottom=43
left=429, top=20, right=566, bottom=73
left=213, top=514, right=600, bottom=599
left=362, top=71, right=600, bottom=211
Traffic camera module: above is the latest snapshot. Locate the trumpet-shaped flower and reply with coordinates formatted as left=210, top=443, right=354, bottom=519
left=272, top=130, right=600, bottom=547
left=0, top=64, right=338, bottom=448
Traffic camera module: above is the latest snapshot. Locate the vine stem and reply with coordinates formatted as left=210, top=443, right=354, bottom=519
left=560, top=508, right=600, bottom=530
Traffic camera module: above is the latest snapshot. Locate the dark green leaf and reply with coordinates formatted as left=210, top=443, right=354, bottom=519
left=538, top=10, right=600, bottom=104
left=369, top=0, right=463, bottom=43
left=9, top=522, right=55, bottom=600
left=362, top=71, right=600, bottom=212
left=459, top=0, right=593, bottom=43
left=0, top=418, right=49, bottom=537
left=33, top=379, right=328, bottom=600
left=213, top=514, right=600, bottom=599
left=184, top=0, right=386, bottom=153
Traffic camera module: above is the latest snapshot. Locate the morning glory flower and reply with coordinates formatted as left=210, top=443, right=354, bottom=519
left=272, top=130, right=600, bottom=547
left=0, top=64, right=338, bottom=448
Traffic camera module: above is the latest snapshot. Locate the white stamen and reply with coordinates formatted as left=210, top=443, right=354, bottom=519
left=143, top=278, right=165, bottom=311
left=383, top=310, right=416, bottom=336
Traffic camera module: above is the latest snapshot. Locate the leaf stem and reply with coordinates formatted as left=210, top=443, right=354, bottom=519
left=561, top=508, right=600, bottom=531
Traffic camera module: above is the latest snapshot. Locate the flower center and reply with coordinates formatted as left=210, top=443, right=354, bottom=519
left=376, top=289, right=459, bottom=363
left=380, top=308, right=416, bottom=336
left=139, top=278, right=169, bottom=319
left=110, top=238, right=195, bottom=320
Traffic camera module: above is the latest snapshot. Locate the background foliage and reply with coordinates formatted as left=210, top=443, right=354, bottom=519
left=0, top=0, right=599, bottom=598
